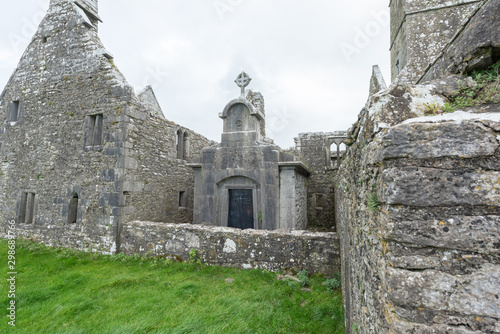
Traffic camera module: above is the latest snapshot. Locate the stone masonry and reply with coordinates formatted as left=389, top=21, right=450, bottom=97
left=120, top=221, right=340, bottom=276
left=420, top=0, right=500, bottom=83
left=0, top=0, right=341, bottom=278
left=334, top=1, right=500, bottom=332
left=337, top=79, right=500, bottom=333
left=0, top=0, right=213, bottom=252
left=390, top=0, right=482, bottom=84
left=291, top=132, right=347, bottom=231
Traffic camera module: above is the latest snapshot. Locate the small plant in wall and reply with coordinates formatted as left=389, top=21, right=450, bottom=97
left=444, top=60, right=500, bottom=112
left=367, top=184, right=381, bottom=212
left=189, top=248, right=203, bottom=264
left=422, top=101, right=444, bottom=116
left=258, top=210, right=263, bottom=223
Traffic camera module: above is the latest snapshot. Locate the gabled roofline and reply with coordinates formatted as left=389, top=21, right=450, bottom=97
left=0, top=69, right=17, bottom=101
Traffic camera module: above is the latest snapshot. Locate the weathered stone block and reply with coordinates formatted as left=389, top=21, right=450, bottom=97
left=373, top=122, right=498, bottom=163
left=388, top=265, right=500, bottom=318
left=120, top=221, right=340, bottom=275
left=381, top=167, right=500, bottom=207
left=385, top=216, right=500, bottom=254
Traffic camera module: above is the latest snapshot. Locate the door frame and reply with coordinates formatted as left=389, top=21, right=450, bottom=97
left=216, top=176, right=261, bottom=229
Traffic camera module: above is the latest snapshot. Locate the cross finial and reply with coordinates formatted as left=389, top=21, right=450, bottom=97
left=235, top=71, right=252, bottom=96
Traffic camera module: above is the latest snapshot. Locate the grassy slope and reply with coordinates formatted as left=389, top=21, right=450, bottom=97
left=0, top=240, right=345, bottom=333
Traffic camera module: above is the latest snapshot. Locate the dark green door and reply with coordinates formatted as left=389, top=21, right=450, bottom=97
left=228, top=189, right=254, bottom=230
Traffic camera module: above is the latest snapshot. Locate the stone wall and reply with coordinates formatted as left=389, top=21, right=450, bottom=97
left=119, top=221, right=341, bottom=276
left=0, top=0, right=128, bottom=252
left=420, top=0, right=500, bottom=83
left=278, top=164, right=310, bottom=230
left=296, top=133, right=337, bottom=230
left=121, top=106, right=214, bottom=226
left=191, top=96, right=312, bottom=231
left=390, top=0, right=481, bottom=83
left=337, top=77, right=500, bottom=333
left=294, top=170, right=308, bottom=230
left=0, top=0, right=215, bottom=252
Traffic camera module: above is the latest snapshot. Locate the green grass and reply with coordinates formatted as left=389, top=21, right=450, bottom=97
left=0, top=240, right=345, bottom=333
left=445, top=60, right=500, bottom=112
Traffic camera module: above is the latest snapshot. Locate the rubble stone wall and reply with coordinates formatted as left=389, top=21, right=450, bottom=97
left=0, top=0, right=130, bottom=252
left=121, top=108, right=214, bottom=225
left=390, top=0, right=481, bottom=83
left=0, top=0, right=214, bottom=252
left=337, top=81, right=500, bottom=333
left=120, top=221, right=341, bottom=276
left=420, top=0, right=500, bottom=82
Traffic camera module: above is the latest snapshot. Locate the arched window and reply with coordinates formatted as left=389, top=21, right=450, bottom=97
left=329, top=142, right=346, bottom=168
left=68, top=193, right=79, bottom=224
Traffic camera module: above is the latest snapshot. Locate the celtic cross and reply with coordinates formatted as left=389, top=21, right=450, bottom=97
left=234, top=71, right=252, bottom=96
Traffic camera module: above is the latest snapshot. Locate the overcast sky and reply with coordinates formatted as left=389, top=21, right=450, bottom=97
left=0, top=0, right=391, bottom=148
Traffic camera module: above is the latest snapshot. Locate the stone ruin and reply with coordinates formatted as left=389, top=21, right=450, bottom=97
left=1, top=0, right=499, bottom=333
left=0, top=0, right=339, bottom=273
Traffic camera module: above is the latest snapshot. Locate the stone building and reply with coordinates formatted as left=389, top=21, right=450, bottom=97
left=390, top=0, right=482, bottom=84
left=190, top=73, right=311, bottom=230
left=0, top=0, right=213, bottom=251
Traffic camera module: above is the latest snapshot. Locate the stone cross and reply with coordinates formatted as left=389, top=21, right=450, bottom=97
left=235, top=71, right=252, bottom=96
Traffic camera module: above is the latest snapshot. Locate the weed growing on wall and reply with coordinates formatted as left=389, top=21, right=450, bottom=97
left=367, top=184, right=381, bottom=212
left=446, top=60, right=500, bottom=112
left=421, top=60, right=500, bottom=115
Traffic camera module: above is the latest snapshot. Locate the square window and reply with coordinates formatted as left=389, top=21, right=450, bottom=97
left=314, top=193, right=325, bottom=210
left=7, top=101, right=20, bottom=122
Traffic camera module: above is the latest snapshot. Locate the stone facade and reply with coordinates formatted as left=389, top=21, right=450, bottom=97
left=120, top=221, right=340, bottom=276
left=190, top=84, right=311, bottom=230
left=1, top=0, right=499, bottom=332
left=335, top=1, right=500, bottom=332
left=0, top=0, right=213, bottom=252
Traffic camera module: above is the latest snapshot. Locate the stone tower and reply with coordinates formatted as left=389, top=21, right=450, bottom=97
left=390, top=0, right=482, bottom=84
